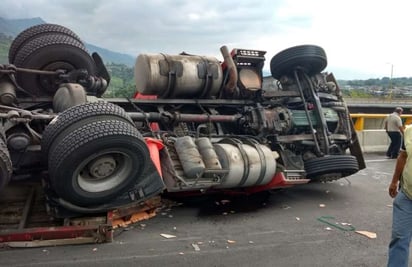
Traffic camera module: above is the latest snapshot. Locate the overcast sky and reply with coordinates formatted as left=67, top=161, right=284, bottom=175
left=1, top=0, right=410, bottom=79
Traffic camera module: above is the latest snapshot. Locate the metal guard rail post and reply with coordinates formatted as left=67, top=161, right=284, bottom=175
left=351, top=114, right=412, bottom=131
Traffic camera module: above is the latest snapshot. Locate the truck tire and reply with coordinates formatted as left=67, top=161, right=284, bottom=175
left=9, top=23, right=83, bottom=64
left=41, top=102, right=134, bottom=156
left=13, top=33, right=96, bottom=97
left=48, top=119, right=150, bottom=206
left=0, top=139, right=12, bottom=191
left=304, top=155, right=359, bottom=181
left=270, top=45, right=327, bottom=80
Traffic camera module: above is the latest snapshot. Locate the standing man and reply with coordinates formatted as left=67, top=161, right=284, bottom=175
left=387, top=125, right=412, bottom=267
left=385, top=107, right=404, bottom=159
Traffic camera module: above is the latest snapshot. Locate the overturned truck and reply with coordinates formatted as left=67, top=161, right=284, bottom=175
left=0, top=24, right=365, bottom=218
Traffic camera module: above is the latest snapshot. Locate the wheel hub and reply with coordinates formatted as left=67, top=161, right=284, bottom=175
left=88, top=156, right=117, bottom=179
left=40, top=61, right=75, bottom=93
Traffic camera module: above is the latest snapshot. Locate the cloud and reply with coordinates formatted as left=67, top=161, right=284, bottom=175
left=0, top=0, right=411, bottom=79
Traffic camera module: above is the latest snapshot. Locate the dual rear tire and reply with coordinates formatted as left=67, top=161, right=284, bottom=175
left=42, top=102, right=151, bottom=206
left=9, top=23, right=97, bottom=98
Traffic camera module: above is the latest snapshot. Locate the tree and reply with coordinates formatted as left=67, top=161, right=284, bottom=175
left=103, top=63, right=135, bottom=98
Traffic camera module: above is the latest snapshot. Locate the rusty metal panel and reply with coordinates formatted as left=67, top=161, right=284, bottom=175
left=0, top=180, right=160, bottom=248
left=0, top=181, right=110, bottom=247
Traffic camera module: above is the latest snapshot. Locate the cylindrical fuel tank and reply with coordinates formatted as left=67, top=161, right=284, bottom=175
left=134, top=53, right=223, bottom=98
left=213, top=143, right=277, bottom=188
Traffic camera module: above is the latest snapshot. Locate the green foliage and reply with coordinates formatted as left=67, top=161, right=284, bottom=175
left=338, top=77, right=412, bottom=89
left=103, top=63, right=136, bottom=98
left=0, top=33, right=12, bottom=63
left=348, top=89, right=374, bottom=98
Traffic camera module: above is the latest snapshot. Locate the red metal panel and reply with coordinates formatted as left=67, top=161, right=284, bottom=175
left=0, top=224, right=111, bottom=243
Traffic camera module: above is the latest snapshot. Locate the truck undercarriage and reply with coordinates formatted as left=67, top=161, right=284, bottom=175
left=0, top=24, right=365, bottom=245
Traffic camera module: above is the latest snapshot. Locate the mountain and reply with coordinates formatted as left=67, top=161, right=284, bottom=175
left=86, top=44, right=135, bottom=66
left=0, top=17, right=135, bottom=66
left=0, top=17, right=45, bottom=37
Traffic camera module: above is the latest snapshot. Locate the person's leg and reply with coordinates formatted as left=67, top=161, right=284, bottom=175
left=387, top=132, right=396, bottom=158
left=388, top=190, right=412, bottom=267
left=392, top=132, right=402, bottom=158
left=386, top=131, right=392, bottom=157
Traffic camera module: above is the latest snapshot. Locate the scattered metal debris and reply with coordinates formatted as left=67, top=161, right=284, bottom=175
left=160, top=233, right=176, bottom=239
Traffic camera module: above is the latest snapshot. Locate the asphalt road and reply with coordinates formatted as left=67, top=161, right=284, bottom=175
left=0, top=153, right=403, bottom=267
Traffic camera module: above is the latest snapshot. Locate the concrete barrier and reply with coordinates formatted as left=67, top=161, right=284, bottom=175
left=356, top=129, right=389, bottom=153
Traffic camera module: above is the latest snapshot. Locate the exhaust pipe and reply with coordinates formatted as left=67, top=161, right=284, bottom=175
left=220, top=46, right=238, bottom=96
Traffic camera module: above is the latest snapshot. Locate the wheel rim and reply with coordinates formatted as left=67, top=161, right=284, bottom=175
left=75, top=149, right=133, bottom=193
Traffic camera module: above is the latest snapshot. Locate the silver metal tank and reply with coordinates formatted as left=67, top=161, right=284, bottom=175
left=134, top=53, right=223, bottom=98
left=213, top=142, right=277, bottom=188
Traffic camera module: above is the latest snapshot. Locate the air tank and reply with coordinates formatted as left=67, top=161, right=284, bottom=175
left=174, top=136, right=205, bottom=178
left=195, top=137, right=222, bottom=170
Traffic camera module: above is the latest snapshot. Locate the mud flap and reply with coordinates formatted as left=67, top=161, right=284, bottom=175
left=46, top=161, right=165, bottom=218
left=348, top=120, right=366, bottom=170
